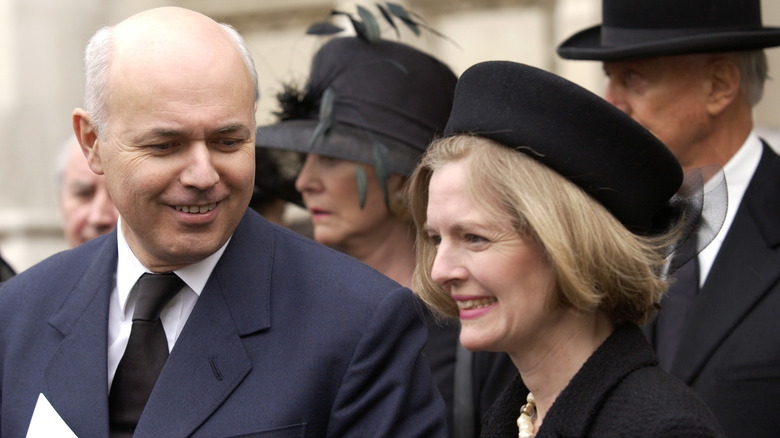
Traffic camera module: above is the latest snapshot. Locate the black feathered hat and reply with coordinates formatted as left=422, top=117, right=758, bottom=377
left=256, top=37, right=457, bottom=176
left=557, top=0, right=780, bottom=61
left=444, top=61, right=683, bottom=235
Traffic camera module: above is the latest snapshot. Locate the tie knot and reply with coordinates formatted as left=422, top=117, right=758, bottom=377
left=132, top=272, right=184, bottom=321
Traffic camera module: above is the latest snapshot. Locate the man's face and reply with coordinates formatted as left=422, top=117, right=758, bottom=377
left=90, top=42, right=256, bottom=272
left=603, top=55, right=711, bottom=170
left=60, top=142, right=118, bottom=247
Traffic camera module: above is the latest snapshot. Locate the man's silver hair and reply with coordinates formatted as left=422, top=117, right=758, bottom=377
left=82, top=22, right=259, bottom=139
left=735, top=50, right=769, bottom=107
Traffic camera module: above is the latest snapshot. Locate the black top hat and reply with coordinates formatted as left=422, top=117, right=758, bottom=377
left=557, top=0, right=780, bottom=61
left=256, top=37, right=457, bottom=176
left=444, top=61, right=683, bottom=234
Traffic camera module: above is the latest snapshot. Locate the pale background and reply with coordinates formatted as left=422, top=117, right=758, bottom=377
left=2, top=0, right=780, bottom=271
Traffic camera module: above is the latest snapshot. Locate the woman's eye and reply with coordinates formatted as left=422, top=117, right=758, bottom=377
left=465, top=234, right=486, bottom=243
left=464, top=234, right=491, bottom=250
left=427, top=233, right=441, bottom=246
left=317, top=155, right=344, bottom=167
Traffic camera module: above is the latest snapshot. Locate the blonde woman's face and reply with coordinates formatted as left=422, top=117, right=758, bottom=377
left=424, top=158, right=559, bottom=356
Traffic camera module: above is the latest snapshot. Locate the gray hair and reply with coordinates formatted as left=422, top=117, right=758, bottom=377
left=83, top=22, right=259, bottom=139
left=734, top=50, right=768, bottom=107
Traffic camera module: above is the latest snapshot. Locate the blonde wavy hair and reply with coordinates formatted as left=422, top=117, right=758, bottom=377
left=408, top=134, right=677, bottom=325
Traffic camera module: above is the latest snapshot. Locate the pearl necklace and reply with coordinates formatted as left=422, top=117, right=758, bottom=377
left=517, top=392, right=536, bottom=438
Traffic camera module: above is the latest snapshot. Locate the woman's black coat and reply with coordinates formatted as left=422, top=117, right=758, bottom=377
left=480, top=324, right=726, bottom=437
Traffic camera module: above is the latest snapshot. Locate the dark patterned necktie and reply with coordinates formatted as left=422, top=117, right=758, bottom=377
left=655, top=248, right=700, bottom=372
left=109, top=272, right=184, bottom=437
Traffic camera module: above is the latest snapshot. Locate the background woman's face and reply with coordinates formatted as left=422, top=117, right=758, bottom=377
left=294, top=154, right=403, bottom=253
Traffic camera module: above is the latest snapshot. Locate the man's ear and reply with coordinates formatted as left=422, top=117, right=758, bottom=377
left=706, top=56, right=741, bottom=116
left=72, top=108, right=104, bottom=175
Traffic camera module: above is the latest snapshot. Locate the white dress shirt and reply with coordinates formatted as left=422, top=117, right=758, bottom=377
left=106, top=218, right=229, bottom=388
left=697, top=131, right=763, bottom=286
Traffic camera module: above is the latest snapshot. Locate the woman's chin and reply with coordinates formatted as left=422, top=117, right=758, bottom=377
left=459, top=331, right=499, bottom=353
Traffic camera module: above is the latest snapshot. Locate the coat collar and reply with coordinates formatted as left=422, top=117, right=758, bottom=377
left=482, top=324, right=656, bottom=437
left=135, top=210, right=273, bottom=437
left=192, top=210, right=273, bottom=336
left=47, top=210, right=274, bottom=338
left=44, top=233, right=118, bottom=437
left=539, top=323, right=656, bottom=437
left=43, top=210, right=275, bottom=437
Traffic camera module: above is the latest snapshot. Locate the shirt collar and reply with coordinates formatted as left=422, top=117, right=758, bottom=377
left=115, top=217, right=230, bottom=316
left=697, top=131, right=762, bottom=284
left=722, top=130, right=762, bottom=191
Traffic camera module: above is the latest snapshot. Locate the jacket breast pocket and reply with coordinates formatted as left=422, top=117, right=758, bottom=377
left=223, top=422, right=306, bottom=438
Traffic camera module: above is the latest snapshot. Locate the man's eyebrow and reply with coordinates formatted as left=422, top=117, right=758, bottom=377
left=216, top=123, right=251, bottom=135
left=134, top=128, right=184, bottom=142
left=134, top=124, right=251, bottom=142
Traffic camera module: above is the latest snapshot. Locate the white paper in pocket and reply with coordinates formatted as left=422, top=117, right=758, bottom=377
left=26, top=393, right=77, bottom=438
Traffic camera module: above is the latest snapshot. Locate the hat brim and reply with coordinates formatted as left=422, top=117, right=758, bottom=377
left=558, top=25, right=780, bottom=61
left=255, top=120, right=423, bottom=176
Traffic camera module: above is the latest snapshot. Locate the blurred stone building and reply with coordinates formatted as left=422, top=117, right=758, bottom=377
left=1, top=0, right=780, bottom=271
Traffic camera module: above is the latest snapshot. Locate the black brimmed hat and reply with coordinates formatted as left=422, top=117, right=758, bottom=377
left=557, top=0, right=780, bottom=61
left=444, top=61, right=683, bottom=234
left=256, top=37, right=457, bottom=176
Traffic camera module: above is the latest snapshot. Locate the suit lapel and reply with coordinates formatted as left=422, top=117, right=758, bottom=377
left=672, top=145, right=780, bottom=382
left=44, top=236, right=118, bottom=437
left=133, top=211, right=273, bottom=437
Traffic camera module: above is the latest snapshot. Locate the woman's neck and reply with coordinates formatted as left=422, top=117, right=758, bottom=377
left=514, top=311, right=614, bottom=430
left=341, top=221, right=416, bottom=288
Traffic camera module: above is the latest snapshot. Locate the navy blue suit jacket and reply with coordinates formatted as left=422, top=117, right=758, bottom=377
left=0, top=210, right=447, bottom=437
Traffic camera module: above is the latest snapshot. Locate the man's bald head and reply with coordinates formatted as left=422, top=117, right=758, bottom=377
left=80, top=7, right=257, bottom=139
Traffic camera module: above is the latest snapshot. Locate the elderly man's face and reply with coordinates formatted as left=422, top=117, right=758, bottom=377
left=603, top=55, right=712, bottom=170
left=60, top=141, right=118, bottom=247
left=88, top=25, right=256, bottom=271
